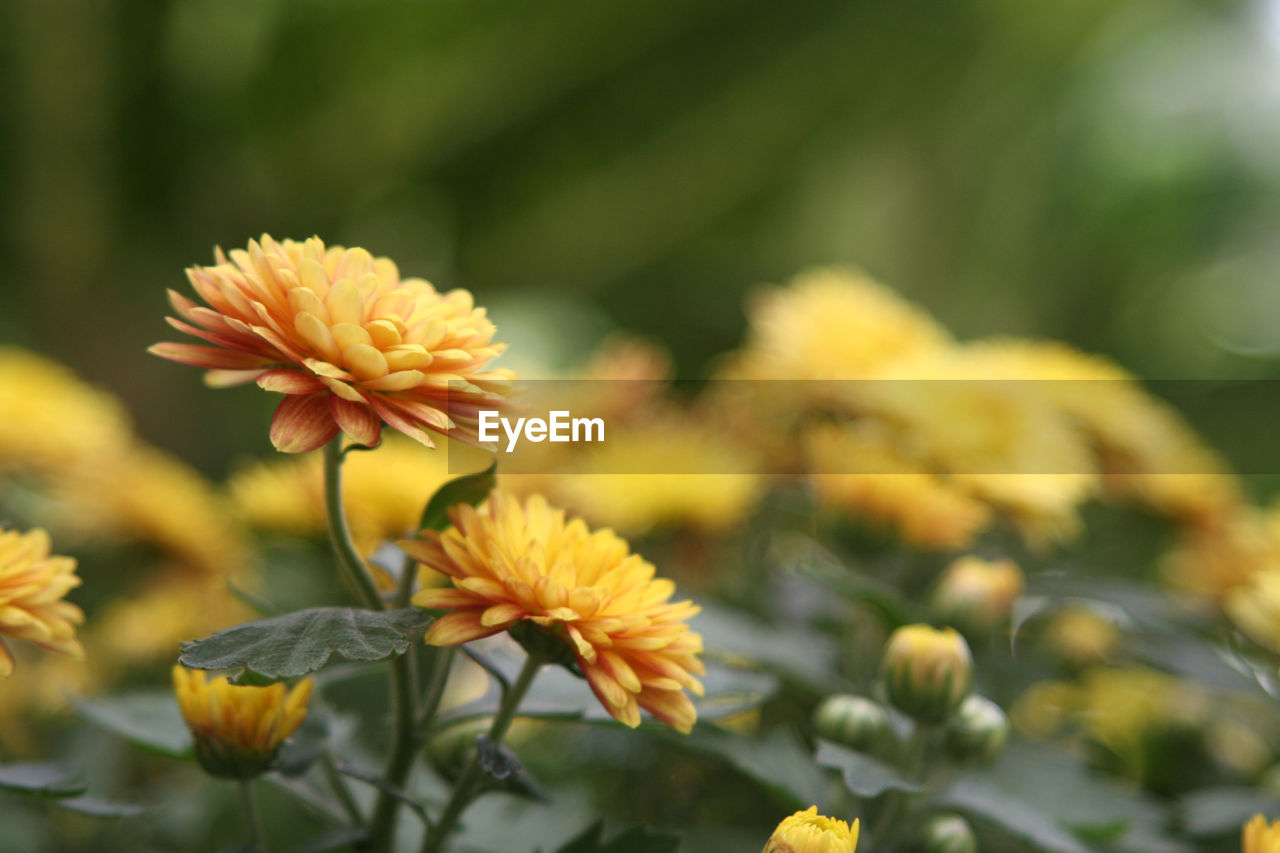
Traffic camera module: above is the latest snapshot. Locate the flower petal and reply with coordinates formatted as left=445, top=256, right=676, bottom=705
left=423, top=611, right=505, bottom=646
left=329, top=397, right=381, bottom=447
left=148, top=342, right=275, bottom=370
left=257, top=369, right=325, bottom=395
left=269, top=394, right=339, bottom=454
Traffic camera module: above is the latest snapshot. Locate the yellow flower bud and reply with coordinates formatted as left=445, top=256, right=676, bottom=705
left=762, top=806, right=859, bottom=853
left=172, top=666, right=313, bottom=779
left=1043, top=605, right=1118, bottom=668
left=931, top=555, right=1023, bottom=635
left=1244, top=814, right=1280, bottom=853
left=881, top=625, right=973, bottom=723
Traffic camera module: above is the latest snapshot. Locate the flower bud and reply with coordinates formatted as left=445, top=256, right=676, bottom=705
left=813, top=695, right=891, bottom=754
left=172, top=666, right=312, bottom=780
left=1043, top=605, right=1118, bottom=669
left=910, top=814, right=977, bottom=853
left=932, top=555, right=1023, bottom=635
left=944, top=695, right=1009, bottom=764
left=881, top=625, right=972, bottom=723
left=762, top=806, right=859, bottom=853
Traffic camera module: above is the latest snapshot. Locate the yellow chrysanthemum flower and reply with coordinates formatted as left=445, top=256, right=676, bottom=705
left=1042, top=606, right=1119, bottom=668
left=1162, top=511, right=1280, bottom=601
left=1244, top=814, right=1280, bottom=853
left=0, top=347, right=134, bottom=473
left=0, top=528, right=83, bottom=676
left=729, top=267, right=950, bottom=382
left=172, top=666, right=313, bottom=779
left=762, top=806, right=859, bottom=853
left=806, top=423, right=992, bottom=550
left=150, top=235, right=514, bottom=452
left=403, top=492, right=706, bottom=733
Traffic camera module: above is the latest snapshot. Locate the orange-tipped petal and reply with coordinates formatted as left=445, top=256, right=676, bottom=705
left=423, top=611, right=505, bottom=646
left=329, top=397, right=381, bottom=447
left=149, top=342, right=276, bottom=370
left=257, top=369, right=325, bottom=395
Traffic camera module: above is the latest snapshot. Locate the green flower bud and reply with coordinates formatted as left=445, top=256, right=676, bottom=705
left=944, top=695, right=1009, bottom=764
left=814, top=694, right=891, bottom=753
left=881, top=624, right=973, bottom=724
left=911, top=814, right=977, bottom=853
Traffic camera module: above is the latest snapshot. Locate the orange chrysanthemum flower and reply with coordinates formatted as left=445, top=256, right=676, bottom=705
left=150, top=235, right=514, bottom=452
left=0, top=528, right=84, bottom=676
left=403, top=493, right=705, bottom=733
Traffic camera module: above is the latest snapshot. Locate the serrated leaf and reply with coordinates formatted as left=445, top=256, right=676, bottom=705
left=0, top=762, right=85, bottom=798
left=54, top=795, right=147, bottom=818
left=179, top=607, right=434, bottom=679
left=418, top=462, right=497, bottom=533
left=815, top=740, right=921, bottom=798
left=74, top=692, right=193, bottom=759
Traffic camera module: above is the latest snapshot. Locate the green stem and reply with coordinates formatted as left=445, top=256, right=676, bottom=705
left=321, top=753, right=365, bottom=828
left=419, top=654, right=543, bottom=853
left=868, top=722, right=932, bottom=850
left=368, top=651, right=420, bottom=851
left=237, top=778, right=266, bottom=851
left=417, top=646, right=457, bottom=731
left=322, top=438, right=384, bottom=611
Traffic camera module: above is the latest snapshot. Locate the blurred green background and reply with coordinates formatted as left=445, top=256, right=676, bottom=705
left=3, top=0, right=1280, bottom=475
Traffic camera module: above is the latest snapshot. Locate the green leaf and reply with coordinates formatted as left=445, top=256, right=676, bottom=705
left=53, top=795, right=147, bottom=818
left=940, top=778, right=1091, bottom=853
left=0, top=762, right=85, bottom=798
left=1180, top=787, right=1280, bottom=838
left=178, top=607, right=434, bottom=679
left=293, top=828, right=370, bottom=852
left=815, top=740, right=921, bottom=798
left=418, top=461, right=497, bottom=533
left=693, top=599, right=841, bottom=692
left=74, top=692, right=193, bottom=759
left=664, top=725, right=829, bottom=810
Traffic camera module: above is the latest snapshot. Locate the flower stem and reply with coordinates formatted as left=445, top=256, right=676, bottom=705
left=416, top=646, right=456, bottom=731
left=868, top=722, right=932, bottom=850
left=323, top=437, right=384, bottom=611
left=419, top=653, right=543, bottom=853
left=368, top=652, right=420, bottom=851
left=237, top=778, right=266, bottom=851
left=321, top=753, right=365, bottom=828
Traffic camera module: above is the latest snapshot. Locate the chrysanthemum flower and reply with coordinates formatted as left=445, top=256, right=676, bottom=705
left=172, top=666, right=313, bottom=779
left=403, top=492, right=705, bottom=733
left=762, top=806, right=859, bottom=853
left=0, top=528, right=83, bottom=676
left=150, top=235, right=514, bottom=452
left=1244, top=814, right=1280, bottom=853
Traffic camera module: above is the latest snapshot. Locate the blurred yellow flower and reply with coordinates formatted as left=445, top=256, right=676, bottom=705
left=762, top=806, right=859, bottom=853
left=728, top=267, right=949, bottom=382
left=1043, top=606, right=1119, bottom=668
left=1244, top=814, right=1280, bottom=853
left=150, top=235, right=513, bottom=452
left=1162, top=511, right=1280, bottom=601
left=0, top=528, right=83, bottom=676
left=806, top=423, right=991, bottom=550
left=172, top=666, right=313, bottom=779
left=1226, top=569, right=1280, bottom=654
left=405, top=492, right=705, bottom=733
left=932, top=555, right=1024, bottom=633
left=0, top=347, right=134, bottom=473
left=543, top=416, right=761, bottom=536
left=230, top=434, right=489, bottom=557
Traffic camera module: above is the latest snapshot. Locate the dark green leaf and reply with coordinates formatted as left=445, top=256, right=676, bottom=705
left=53, top=795, right=147, bottom=818
left=940, top=778, right=1091, bottom=853
left=74, top=692, right=193, bottom=759
left=418, top=462, right=497, bottom=533
left=693, top=599, right=841, bottom=692
left=553, top=821, right=603, bottom=853
left=815, top=740, right=921, bottom=798
left=179, top=607, right=434, bottom=679
left=0, top=763, right=85, bottom=798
